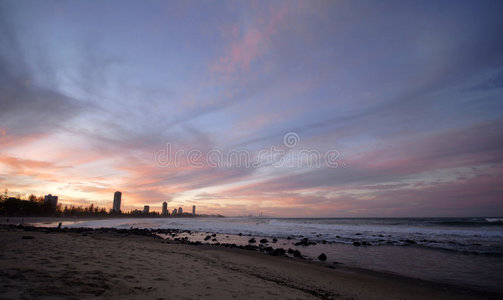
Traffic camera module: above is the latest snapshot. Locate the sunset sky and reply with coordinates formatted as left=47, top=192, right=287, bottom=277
left=1, top=0, right=502, bottom=217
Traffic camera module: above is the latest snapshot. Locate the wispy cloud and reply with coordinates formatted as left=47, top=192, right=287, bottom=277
left=1, top=0, right=502, bottom=216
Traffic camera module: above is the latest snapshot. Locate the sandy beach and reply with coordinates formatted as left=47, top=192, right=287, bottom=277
left=0, top=225, right=499, bottom=299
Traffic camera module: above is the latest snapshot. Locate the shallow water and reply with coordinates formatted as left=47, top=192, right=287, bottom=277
left=159, top=230, right=503, bottom=292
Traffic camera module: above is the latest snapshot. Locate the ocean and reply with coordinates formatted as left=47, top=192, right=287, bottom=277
left=32, top=217, right=503, bottom=292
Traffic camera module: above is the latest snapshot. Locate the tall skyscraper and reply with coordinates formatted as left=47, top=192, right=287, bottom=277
left=113, top=191, right=121, bottom=212
left=44, top=194, right=58, bottom=207
left=192, top=205, right=196, bottom=216
left=162, top=202, right=168, bottom=215
left=143, top=205, right=150, bottom=214
left=178, top=207, right=183, bottom=214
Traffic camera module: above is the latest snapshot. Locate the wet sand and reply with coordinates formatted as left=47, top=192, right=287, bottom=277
left=0, top=225, right=498, bottom=299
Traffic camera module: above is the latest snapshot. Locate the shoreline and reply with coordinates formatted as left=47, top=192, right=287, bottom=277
left=3, top=217, right=503, bottom=290
left=1, top=224, right=501, bottom=299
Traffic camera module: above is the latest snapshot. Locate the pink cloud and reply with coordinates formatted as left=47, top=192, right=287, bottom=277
left=210, top=3, right=291, bottom=75
left=202, top=166, right=502, bottom=217
left=0, top=132, right=52, bottom=149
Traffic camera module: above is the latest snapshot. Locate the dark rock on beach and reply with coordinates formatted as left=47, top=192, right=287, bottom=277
left=294, top=238, right=316, bottom=246
left=353, top=241, right=361, bottom=246
left=248, top=238, right=256, bottom=243
left=270, top=248, right=286, bottom=256
left=260, top=238, right=269, bottom=244
left=318, top=253, right=327, bottom=261
left=287, top=248, right=302, bottom=258
left=264, top=246, right=274, bottom=253
left=243, top=244, right=258, bottom=251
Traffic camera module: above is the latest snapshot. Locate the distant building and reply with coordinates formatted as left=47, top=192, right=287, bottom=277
left=113, top=191, right=122, bottom=212
left=192, top=205, right=196, bottom=216
left=44, top=194, right=58, bottom=207
left=173, top=208, right=178, bottom=215
left=162, top=202, right=168, bottom=215
left=143, top=205, right=150, bottom=214
left=178, top=207, right=183, bottom=214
